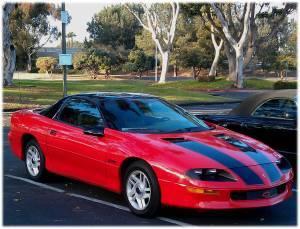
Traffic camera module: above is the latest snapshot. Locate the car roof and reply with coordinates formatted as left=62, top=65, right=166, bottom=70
left=229, top=89, right=297, bottom=116
left=69, top=92, right=158, bottom=100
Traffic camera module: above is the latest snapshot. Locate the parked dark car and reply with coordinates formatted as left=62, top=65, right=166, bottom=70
left=198, top=90, right=297, bottom=170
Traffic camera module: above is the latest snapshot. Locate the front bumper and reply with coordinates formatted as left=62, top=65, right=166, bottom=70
left=159, top=174, right=293, bottom=209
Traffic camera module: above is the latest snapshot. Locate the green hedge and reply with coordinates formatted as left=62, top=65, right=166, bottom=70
left=273, top=81, right=297, bottom=89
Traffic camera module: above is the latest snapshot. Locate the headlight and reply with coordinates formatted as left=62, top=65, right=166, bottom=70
left=276, top=157, right=292, bottom=173
left=186, top=168, right=237, bottom=182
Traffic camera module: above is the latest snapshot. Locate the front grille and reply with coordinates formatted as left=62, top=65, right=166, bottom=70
left=231, top=183, right=286, bottom=201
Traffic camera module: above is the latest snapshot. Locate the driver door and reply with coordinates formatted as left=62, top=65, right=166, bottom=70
left=46, top=97, right=109, bottom=187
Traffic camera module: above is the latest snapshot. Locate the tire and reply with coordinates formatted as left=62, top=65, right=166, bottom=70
left=123, top=161, right=161, bottom=217
left=24, top=139, right=46, bottom=181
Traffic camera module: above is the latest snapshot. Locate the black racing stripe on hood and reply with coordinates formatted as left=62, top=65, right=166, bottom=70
left=172, top=140, right=264, bottom=185
left=215, top=134, right=282, bottom=183
left=260, top=164, right=282, bottom=183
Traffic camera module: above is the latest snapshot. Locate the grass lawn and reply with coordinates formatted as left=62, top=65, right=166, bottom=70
left=3, top=77, right=275, bottom=110
left=155, top=77, right=276, bottom=90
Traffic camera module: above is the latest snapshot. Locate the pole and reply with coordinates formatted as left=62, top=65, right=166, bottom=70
left=62, top=2, right=67, bottom=97
left=155, top=43, right=158, bottom=82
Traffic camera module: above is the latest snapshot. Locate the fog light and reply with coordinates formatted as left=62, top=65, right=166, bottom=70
left=186, top=187, right=219, bottom=195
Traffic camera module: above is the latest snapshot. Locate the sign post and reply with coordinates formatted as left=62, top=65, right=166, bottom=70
left=61, top=3, right=67, bottom=97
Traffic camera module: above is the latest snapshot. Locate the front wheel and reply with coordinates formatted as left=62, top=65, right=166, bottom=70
left=123, top=161, right=160, bottom=217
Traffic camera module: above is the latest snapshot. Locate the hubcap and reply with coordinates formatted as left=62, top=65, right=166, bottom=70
left=26, top=145, right=41, bottom=177
left=126, top=170, right=151, bottom=211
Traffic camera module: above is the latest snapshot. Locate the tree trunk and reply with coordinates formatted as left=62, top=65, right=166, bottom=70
left=27, top=54, right=32, bottom=72
left=173, top=64, right=178, bottom=78
left=209, top=54, right=218, bottom=79
left=209, top=47, right=222, bottom=80
left=235, top=47, right=244, bottom=88
left=224, top=42, right=236, bottom=81
left=158, top=52, right=169, bottom=84
left=3, top=4, right=16, bottom=87
left=243, top=4, right=256, bottom=70
left=192, top=66, right=196, bottom=79
left=209, top=28, right=223, bottom=80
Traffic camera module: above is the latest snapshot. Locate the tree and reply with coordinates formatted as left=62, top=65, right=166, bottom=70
left=3, top=3, right=16, bottom=87
left=67, top=32, right=76, bottom=48
left=126, top=2, right=180, bottom=83
left=124, top=49, right=155, bottom=78
left=211, top=3, right=252, bottom=88
left=177, top=42, right=213, bottom=81
left=9, top=3, right=59, bottom=72
left=273, top=20, right=297, bottom=79
left=73, top=49, right=116, bottom=79
left=180, top=3, right=224, bottom=79
left=135, top=30, right=155, bottom=56
left=36, top=57, right=57, bottom=77
left=243, top=3, right=296, bottom=70
left=87, top=4, right=141, bottom=50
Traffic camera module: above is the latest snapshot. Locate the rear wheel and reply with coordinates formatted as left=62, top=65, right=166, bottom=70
left=24, top=140, right=46, bottom=181
left=123, top=161, right=160, bottom=217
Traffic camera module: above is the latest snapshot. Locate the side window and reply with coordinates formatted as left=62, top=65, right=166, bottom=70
left=252, top=99, right=296, bottom=120
left=40, top=98, right=66, bottom=118
left=282, top=99, right=297, bottom=120
left=58, top=98, right=103, bottom=128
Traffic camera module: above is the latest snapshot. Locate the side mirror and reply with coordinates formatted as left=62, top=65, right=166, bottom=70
left=83, top=126, right=105, bottom=137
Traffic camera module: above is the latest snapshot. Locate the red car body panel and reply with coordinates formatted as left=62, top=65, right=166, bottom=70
left=8, top=109, right=293, bottom=209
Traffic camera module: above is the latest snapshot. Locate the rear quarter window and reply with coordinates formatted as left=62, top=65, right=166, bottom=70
left=39, top=98, right=66, bottom=118
left=252, top=98, right=297, bottom=120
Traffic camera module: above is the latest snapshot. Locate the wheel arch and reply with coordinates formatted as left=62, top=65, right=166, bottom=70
left=119, top=157, right=159, bottom=186
left=120, top=157, right=144, bottom=181
left=21, top=133, right=38, bottom=160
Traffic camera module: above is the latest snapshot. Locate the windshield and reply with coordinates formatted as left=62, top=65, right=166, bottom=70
left=98, top=97, right=210, bottom=133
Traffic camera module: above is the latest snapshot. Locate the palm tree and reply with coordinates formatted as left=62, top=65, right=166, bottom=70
left=67, top=32, right=76, bottom=48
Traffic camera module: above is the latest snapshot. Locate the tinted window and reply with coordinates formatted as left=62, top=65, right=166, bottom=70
left=99, top=98, right=209, bottom=133
left=59, top=98, right=103, bottom=128
left=40, top=98, right=66, bottom=118
left=253, top=99, right=297, bottom=120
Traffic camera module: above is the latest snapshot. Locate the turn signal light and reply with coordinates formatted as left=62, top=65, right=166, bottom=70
left=186, top=187, right=219, bottom=195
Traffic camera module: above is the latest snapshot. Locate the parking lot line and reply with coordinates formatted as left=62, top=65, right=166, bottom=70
left=67, top=193, right=192, bottom=226
left=5, top=174, right=191, bottom=226
left=5, top=174, right=65, bottom=193
left=66, top=192, right=130, bottom=212
left=157, top=217, right=192, bottom=226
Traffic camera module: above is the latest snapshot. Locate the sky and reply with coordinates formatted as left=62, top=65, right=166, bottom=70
left=47, top=3, right=108, bottom=47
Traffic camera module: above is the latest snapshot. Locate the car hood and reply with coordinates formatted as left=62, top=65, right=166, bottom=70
left=132, top=127, right=281, bottom=169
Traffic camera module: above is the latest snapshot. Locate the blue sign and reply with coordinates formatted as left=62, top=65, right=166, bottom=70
left=59, top=54, right=72, bottom=65
left=61, top=11, right=69, bottom=24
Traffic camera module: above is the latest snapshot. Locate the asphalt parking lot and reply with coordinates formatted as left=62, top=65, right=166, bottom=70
left=3, top=123, right=297, bottom=226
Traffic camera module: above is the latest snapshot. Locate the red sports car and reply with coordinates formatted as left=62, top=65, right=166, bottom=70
left=8, top=93, right=293, bottom=217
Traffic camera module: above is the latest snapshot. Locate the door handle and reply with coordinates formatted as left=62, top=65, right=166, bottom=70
left=49, top=130, right=57, bottom=136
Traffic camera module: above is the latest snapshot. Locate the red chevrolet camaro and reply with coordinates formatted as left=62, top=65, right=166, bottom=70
left=9, top=92, right=293, bottom=217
